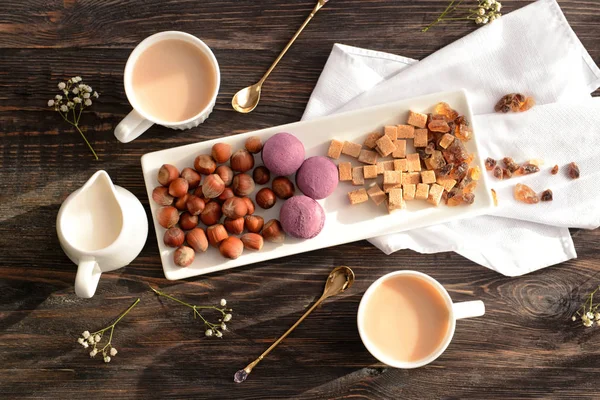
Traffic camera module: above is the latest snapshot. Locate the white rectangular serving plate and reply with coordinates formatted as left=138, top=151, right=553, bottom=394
left=141, top=89, right=494, bottom=280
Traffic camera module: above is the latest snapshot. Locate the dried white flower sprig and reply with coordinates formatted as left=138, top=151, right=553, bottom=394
left=48, top=76, right=100, bottom=160
left=572, top=286, right=600, bottom=328
left=422, top=0, right=502, bottom=32
left=150, top=286, right=233, bottom=338
left=77, top=298, right=140, bottom=362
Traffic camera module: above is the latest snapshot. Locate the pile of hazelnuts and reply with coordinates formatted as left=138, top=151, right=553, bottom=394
left=152, top=136, right=296, bottom=267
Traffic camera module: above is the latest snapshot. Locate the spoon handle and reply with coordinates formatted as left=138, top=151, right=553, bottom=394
left=258, top=0, right=329, bottom=85
left=240, top=295, right=326, bottom=376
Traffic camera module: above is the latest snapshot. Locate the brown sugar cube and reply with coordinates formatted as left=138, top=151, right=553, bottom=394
left=413, top=129, right=428, bottom=148
left=383, top=170, right=402, bottom=193
left=421, top=170, right=436, bottom=184
left=358, top=149, right=379, bottom=165
left=403, top=172, right=421, bottom=185
left=387, top=188, right=405, bottom=213
left=392, top=140, right=407, bottom=158
left=403, top=183, right=416, bottom=200
left=436, top=176, right=457, bottom=192
left=406, top=153, right=422, bottom=172
left=415, top=183, right=430, bottom=200
left=342, top=141, right=362, bottom=158
left=415, top=183, right=429, bottom=200
left=375, top=135, right=396, bottom=157
left=407, top=110, right=428, bottom=128
left=376, top=160, right=394, bottom=175
left=348, top=188, right=368, bottom=205
left=394, top=159, right=408, bottom=172
left=352, top=167, right=365, bottom=186
left=397, top=125, right=415, bottom=139
left=427, top=183, right=444, bottom=206
left=363, top=165, right=378, bottom=179
left=327, top=139, right=344, bottom=159
left=384, top=125, right=398, bottom=140
left=367, top=184, right=386, bottom=206
left=439, top=133, right=456, bottom=149
left=364, top=132, right=383, bottom=149
left=384, top=171, right=402, bottom=185
left=339, top=162, right=352, bottom=181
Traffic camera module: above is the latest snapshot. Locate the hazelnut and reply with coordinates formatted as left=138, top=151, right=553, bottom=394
left=252, top=166, right=271, bottom=185
left=262, top=219, right=285, bottom=243
left=222, top=197, right=248, bottom=219
left=169, top=177, right=189, bottom=198
left=194, top=154, right=217, bottom=175
left=179, top=212, right=199, bottom=230
left=186, top=228, right=208, bottom=253
left=174, top=245, right=195, bottom=267
left=193, top=186, right=204, bottom=198
left=202, top=174, right=225, bottom=199
left=152, top=186, right=174, bottom=206
left=242, top=197, right=255, bottom=215
left=256, top=188, right=276, bottom=209
left=219, top=237, right=244, bottom=259
left=215, top=165, right=234, bottom=186
left=245, top=136, right=263, bottom=154
left=224, top=217, right=245, bottom=235
left=272, top=176, right=295, bottom=199
left=157, top=206, right=179, bottom=228
left=245, top=215, right=264, bottom=233
left=181, top=168, right=201, bottom=189
left=164, top=227, right=185, bottom=248
left=200, top=201, right=222, bottom=226
left=218, top=187, right=235, bottom=203
left=230, top=149, right=255, bottom=173
left=207, top=224, right=228, bottom=247
left=158, top=164, right=180, bottom=186
left=193, top=187, right=211, bottom=203
left=174, top=193, right=191, bottom=211
left=232, top=173, right=255, bottom=197
left=211, top=143, right=232, bottom=164
left=241, top=233, right=264, bottom=251
left=186, top=195, right=205, bottom=216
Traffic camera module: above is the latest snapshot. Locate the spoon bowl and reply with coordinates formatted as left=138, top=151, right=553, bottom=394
left=231, top=83, right=262, bottom=114
left=322, top=266, right=355, bottom=299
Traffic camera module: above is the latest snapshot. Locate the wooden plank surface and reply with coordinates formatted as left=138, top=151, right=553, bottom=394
left=1, top=0, right=599, bottom=399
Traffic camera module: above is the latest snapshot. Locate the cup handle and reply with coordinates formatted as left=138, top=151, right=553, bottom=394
left=453, top=300, right=485, bottom=320
left=75, top=259, right=102, bottom=298
left=114, top=109, right=154, bottom=143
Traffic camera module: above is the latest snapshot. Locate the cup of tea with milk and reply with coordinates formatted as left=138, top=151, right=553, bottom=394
left=357, top=270, right=485, bottom=368
left=115, top=31, right=220, bottom=143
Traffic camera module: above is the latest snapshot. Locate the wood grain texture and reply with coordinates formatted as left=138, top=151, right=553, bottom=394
left=1, top=0, right=599, bottom=399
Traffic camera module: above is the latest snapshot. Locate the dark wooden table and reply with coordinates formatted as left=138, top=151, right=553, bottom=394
left=1, top=1, right=599, bottom=399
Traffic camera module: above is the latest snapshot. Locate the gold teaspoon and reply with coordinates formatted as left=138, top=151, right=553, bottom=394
left=231, top=0, right=330, bottom=113
left=233, top=266, right=355, bottom=383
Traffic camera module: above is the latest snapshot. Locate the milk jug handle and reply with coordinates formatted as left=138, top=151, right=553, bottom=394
left=114, top=109, right=154, bottom=143
left=75, top=259, right=102, bottom=298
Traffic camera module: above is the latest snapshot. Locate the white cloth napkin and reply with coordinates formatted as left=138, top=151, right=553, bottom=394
left=302, top=0, right=600, bottom=276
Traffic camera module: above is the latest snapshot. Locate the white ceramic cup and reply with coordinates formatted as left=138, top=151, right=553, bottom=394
left=357, top=270, right=485, bottom=369
left=114, top=31, right=221, bottom=143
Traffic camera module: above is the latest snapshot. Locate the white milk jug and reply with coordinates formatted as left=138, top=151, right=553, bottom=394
left=56, top=170, right=148, bottom=298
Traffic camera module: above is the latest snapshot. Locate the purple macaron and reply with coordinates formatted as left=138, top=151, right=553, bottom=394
left=296, top=156, right=339, bottom=200
left=262, top=132, right=305, bottom=176
left=279, top=195, right=325, bottom=239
